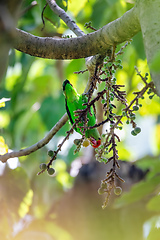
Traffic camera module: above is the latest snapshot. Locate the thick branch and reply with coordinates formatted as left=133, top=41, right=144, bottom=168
left=14, top=6, right=140, bottom=59
left=0, top=113, right=68, bottom=162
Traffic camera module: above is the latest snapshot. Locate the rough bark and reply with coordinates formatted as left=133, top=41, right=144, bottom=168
left=14, top=7, right=140, bottom=59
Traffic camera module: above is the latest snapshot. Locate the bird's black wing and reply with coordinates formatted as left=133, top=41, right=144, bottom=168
left=65, top=99, right=74, bottom=125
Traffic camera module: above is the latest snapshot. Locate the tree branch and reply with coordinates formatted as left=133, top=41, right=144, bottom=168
left=0, top=113, right=68, bottom=162
left=46, top=0, right=84, bottom=37
left=0, top=0, right=96, bottom=162
left=45, top=0, right=106, bottom=93
left=0, top=3, right=142, bottom=162
left=14, top=6, right=140, bottom=59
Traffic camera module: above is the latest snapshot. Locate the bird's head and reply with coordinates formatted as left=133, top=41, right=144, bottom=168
left=63, top=79, right=72, bottom=92
left=89, top=137, right=101, bottom=148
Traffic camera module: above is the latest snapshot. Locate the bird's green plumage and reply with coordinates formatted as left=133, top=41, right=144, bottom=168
left=63, top=80, right=100, bottom=142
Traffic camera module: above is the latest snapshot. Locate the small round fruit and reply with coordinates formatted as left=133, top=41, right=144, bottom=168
left=48, top=150, right=54, bottom=157
left=98, top=188, right=105, bottom=195
left=131, top=130, right=137, bottom=136
left=47, top=168, right=55, bottom=175
left=83, top=139, right=90, bottom=147
left=133, top=105, right=139, bottom=111
left=130, top=113, right=136, bottom=120
left=149, top=95, right=154, bottom=99
left=100, top=181, right=107, bottom=189
left=134, top=127, right=141, bottom=134
left=114, top=186, right=122, bottom=196
left=74, top=139, right=81, bottom=145
left=101, top=99, right=106, bottom=104
left=39, top=163, right=47, bottom=170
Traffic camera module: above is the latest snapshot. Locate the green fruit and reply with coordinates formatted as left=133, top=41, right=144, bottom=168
left=48, top=150, right=54, bottom=157
left=114, top=186, right=122, bottom=196
left=133, top=105, right=139, bottom=111
left=122, top=111, right=126, bottom=116
left=48, top=168, right=55, bottom=175
left=74, top=139, right=81, bottom=145
left=131, top=130, right=137, bottom=136
left=101, top=99, right=106, bottom=104
left=39, top=163, right=47, bottom=170
left=149, top=95, right=154, bottom=99
left=147, top=88, right=152, bottom=94
left=98, top=188, right=105, bottom=195
left=130, top=113, right=136, bottom=120
left=116, top=59, right=122, bottom=64
left=134, top=127, right=141, bottom=134
left=100, top=181, right=107, bottom=189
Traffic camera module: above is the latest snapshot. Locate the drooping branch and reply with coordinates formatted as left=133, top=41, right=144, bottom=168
left=0, top=113, right=68, bottom=162
left=14, top=6, right=140, bottom=60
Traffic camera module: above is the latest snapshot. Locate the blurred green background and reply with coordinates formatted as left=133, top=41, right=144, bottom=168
left=0, top=0, right=160, bottom=239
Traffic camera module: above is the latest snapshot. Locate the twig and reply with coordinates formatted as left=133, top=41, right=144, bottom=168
left=46, top=0, right=84, bottom=37
left=0, top=113, right=68, bottom=162
left=0, top=0, right=102, bottom=163
left=46, top=0, right=105, bottom=95
left=41, top=3, right=48, bottom=31
left=74, top=69, right=88, bottom=74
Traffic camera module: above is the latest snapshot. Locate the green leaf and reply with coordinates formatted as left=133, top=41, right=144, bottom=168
left=8, top=49, right=16, bottom=67
left=144, top=216, right=160, bottom=240
left=39, top=95, right=68, bottom=135
left=37, top=0, right=68, bottom=28
left=147, top=194, right=160, bottom=212
left=114, top=175, right=160, bottom=208
left=136, top=156, right=160, bottom=179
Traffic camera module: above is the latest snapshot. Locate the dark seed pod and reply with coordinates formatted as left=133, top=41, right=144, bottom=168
left=134, top=127, right=141, bottom=134
left=48, top=150, right=54, bottom=157
left=131, top=130, right=137, bottom=136
left=132, top=105, right=139, bottom=111
left=130, top=113, right=136, bottom=120
left=39, top=163, right=47, bottom=170
left=74, top=139, right=81, bottom=145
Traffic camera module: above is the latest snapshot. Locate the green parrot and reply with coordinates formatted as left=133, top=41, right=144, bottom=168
left=63, top=79, right=101, bottom=148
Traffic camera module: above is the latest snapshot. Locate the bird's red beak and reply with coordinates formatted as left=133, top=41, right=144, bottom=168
left=89, top=137, right=101, bottom=148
